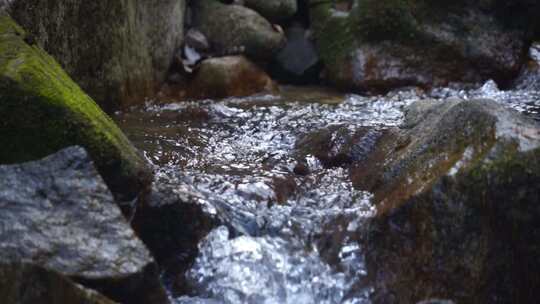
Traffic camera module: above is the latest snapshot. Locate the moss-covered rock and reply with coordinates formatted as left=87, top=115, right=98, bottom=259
left=347, top=99, right=540, bottom=303
left=0, top=14, right=152, bottom=201
left=310, top=0, right=526, bottom=91
left=193, top=0, right=286, bottom=61
left=4, top=0, right=185, bottom=111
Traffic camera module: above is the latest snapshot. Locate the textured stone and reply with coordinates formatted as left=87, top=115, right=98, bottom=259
left=0, top=262, right=116, bottom=304
left=3, top=0, right=185, bottom=110
left=347, top=99, right=540, bottom=303
left=0, top=146, right=168, bottom=304
left=310, top=1, right=525, bottom=92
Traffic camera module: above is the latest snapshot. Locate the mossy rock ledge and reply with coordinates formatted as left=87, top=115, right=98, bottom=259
left=0, top=14, right=152, bottom=201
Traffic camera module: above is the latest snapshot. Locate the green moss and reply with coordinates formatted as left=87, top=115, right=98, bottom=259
left=310, top=0, right=421, bottom=82
left=0, top=14, right=151, bottom=200
left=310, top=2, right=357, bottom=66
left=353, top=0, right=418, bottom=42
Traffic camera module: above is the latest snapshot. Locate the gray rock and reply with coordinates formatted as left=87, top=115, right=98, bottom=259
left=243, top=0, right=297, bottom=22
left=0, top=146, right=168, bottom=304
left=272, top=23, right=320, bottom=83
left=185, top=28, right=210, bottom=52
left=193, top=0, right=285, bottom=60
left=0, top=262, right=116, bottom=304
left=3, top=0, right=185, bottom=110
left=513, top=43, right=540, bottom=90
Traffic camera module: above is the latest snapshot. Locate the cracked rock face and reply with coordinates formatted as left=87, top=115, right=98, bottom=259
left=0, top=146, right=168, bottom=304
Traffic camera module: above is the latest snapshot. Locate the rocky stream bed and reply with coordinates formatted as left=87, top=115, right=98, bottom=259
left=113, top=83, right=540, bottom=303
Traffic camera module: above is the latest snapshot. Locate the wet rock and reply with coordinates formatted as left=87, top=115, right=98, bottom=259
left=243, top=0, right=297, bottom=23
left=0, top=15, right=152, bottom=201
left=270, top=23, right=321, bottom=84
left=350, top=99, right=540, bottom=303
left=132, top=181, right=219, bottom=295
left=0, top=262, right=116, bottom=304
left=0, top=146, right=168, bottom=304
left=193, top=0, right=286, bottom=60
left=3, top=0, right=185, bottom=110
left=513, top=43, right=540, bottom=90
left=187, top=56, right=278, bottom=99
left=310, top=1, right=525, bottom=92
left=295, top=125, right=385, bottom=168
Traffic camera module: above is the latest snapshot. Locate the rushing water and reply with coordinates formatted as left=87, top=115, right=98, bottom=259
left=115, top=83, right=540, bottom=304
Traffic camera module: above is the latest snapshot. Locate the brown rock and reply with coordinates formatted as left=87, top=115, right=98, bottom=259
left=187, top=56, right=278, bottom=99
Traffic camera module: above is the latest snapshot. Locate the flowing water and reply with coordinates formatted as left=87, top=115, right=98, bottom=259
left=115, top=83, right=540, bottom=304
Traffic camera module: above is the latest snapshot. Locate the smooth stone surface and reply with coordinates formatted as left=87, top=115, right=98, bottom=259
left=193, top=0, right=285, bottom=60
left=243, top=0, right=297, bottom=22
left=271, top=23, right=320, bottom=84
left=187, top=56, right=277, bottom=99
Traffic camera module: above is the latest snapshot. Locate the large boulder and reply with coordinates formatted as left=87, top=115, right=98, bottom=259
left=346, top=99, right=540, bottom=303
left=0, top=14, right=151, bottom=201
left=186, top=56, right=278, bottom=99
left=0, top=146, right=168, bottom=304
left=310, top=0, right=526, bottom=92
left=243, top=0, right=297, bottom=23
left=2, top=0, right=185, bottom=110
left=0, top=262, right=116, bottom=304
left=193, top=0, right=286, bottom=61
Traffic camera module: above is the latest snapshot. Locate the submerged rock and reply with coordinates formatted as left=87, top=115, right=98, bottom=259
left=0, top=15, right=152, bottom=201
left=0, top=146, right=168, bottom=304
left=187, top=56, right=277, bottom=99
left=3, top=0, right=186, bottom=110
left=193, top=0, right=286, bottom=60
left=295, top=125, right=385, bottom=168
left=0, top=262, right=116, bottom=304
left=310, top=1, right=525, bottom=92
left=350, top=99, right=540, bottom=303
left=243, top=0, right=297, bottom=22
